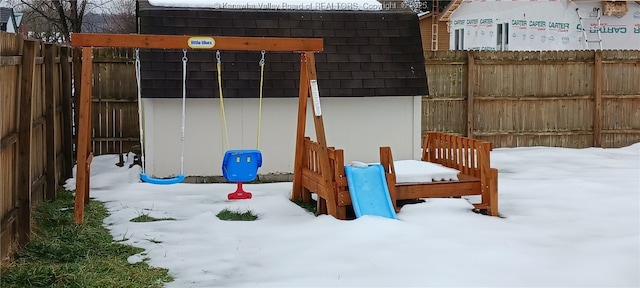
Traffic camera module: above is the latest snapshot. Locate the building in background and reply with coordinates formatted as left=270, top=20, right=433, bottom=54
left=418, top=11, right=450, bottom=51
left=0, top=8, right=18, bottom=34
left=444, top=0, right=640, bottom=51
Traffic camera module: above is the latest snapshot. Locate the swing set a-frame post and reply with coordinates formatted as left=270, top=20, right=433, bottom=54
left=71, top=33, right=323, bottom=224
left=291, top=52, right=337, bottom=217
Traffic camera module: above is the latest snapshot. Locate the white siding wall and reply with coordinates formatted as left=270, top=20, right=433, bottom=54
left=142, top=96, right=421, bottom=177
left=449, top=0, right=640, bottom=51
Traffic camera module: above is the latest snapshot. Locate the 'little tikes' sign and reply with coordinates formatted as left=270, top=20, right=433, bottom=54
left=188, top=37, right=215, bottom=49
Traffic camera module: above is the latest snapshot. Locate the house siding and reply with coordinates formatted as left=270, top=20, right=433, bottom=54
left=419, top=14, right=450, bottom=51
left=448, top=0, right=640, bottom=51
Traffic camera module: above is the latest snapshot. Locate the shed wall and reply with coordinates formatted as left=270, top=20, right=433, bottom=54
left=143, top=97, right=422, bottom=177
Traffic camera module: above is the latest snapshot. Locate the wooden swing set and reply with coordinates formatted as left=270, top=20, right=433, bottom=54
left=70, top=33, right=329, bottom=224
left=72, top=33, right=498, bottom=225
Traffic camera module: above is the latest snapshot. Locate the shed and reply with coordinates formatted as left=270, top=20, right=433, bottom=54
left=136, top=0, right=428, bottom=179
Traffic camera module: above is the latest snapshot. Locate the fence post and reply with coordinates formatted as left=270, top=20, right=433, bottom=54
left=593, top=50, right=603, bottom=147
left=17, top=39, right=37, bottom=245
left=60, top=47, right=74, bottom=180
left=466, top=51, right=475, bottom=139
left=44, top=43, right=57, bottom=200
left=73, top=48, right=82, bottom=156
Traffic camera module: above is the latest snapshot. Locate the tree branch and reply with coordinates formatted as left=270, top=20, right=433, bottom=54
left=77, top=0, right=89, bottom=32
left=19, top=0, right=57, bottom=22
left=54, top=0, right=71, bottom=42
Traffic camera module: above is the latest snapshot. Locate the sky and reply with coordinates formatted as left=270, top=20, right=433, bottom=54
left=64, top=143, right=640, bottom=287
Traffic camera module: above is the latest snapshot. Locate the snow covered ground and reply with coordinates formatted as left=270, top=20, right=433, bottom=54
left=65, top=144, right=640, bottom=287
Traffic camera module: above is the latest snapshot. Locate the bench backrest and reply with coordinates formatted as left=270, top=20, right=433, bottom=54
left=422, top=132, right=492, bottom=178
left=302, top=137, right=348, bottom=191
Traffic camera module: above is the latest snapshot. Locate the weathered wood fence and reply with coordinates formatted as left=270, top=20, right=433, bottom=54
left=90, top=48, right=139, bottom=156
left=0, top=31, right=74, bottom=259
left=84, top=49, right=640, bottom=151
left=423, top=50, right=640, bottom=148
left=0, top=32, right=140, bottom=259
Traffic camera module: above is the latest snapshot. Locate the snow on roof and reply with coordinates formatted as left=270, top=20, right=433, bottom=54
left=148, top=0, right=383, bottom=10
left=417, top=11, right=431, bottom=17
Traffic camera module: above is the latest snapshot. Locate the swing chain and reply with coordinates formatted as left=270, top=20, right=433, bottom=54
left=216, top=50, right=221, bottom=63
left=134, top=49, right=141, bottom=79
left=181, top=49, right=187, bottom=146
left=134, top=47, right=145, bottom=173
left=259, top=50, right=265, bottom=66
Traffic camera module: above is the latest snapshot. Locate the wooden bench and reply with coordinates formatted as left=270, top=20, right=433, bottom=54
left=380, top=132, right=499, bottom=216
left=296, top=133, right=499, bottom=219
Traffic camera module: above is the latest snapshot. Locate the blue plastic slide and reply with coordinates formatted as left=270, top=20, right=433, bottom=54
left=344, top=164, right=397, bottom=219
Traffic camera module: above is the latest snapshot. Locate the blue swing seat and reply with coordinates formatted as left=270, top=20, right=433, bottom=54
left=140, top=173, right=185, bottom=185
left=140, top=173, right=184, bottom=185
left=222, top=149, right=262, bottom=182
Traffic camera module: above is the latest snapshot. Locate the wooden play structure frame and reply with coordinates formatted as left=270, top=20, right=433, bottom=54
left=71, top=33, right=327, bottom=224
left=72, top=33, right=497, bottom=225
left=296, top=133, right=499, bottom=219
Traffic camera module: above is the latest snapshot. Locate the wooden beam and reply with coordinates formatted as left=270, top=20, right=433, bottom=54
left=60, top=47, right=74, bottom=180
left=439, top=0, right=462, bottom=22
left=593, top=50, right=603, bottom=147
left=0, top=55, right=22, bottom=66
left=1, top=132, right=18, bottom=150
left=0, top=208, right=18, bottom=236
left=291, top=54, right=311, bottom=201
left=17, top=39, right=37, bottom=246
left=71, top=33, right=324, bottom=52
left=44, top=43, right=57, bottom=200
left=466, top=51, right=475, bottom=138
left=73, top=48, right=82, bottom=156
left=305, top=52, right=337, bottom=217
left=488, top=168, right=499, bottom=217
left=74, top=47, right=94, bottom=225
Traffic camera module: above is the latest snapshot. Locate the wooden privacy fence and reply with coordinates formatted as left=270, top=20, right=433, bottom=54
left=86, top=49, right=640, bottom=155
left=0, top=32, right=73, bottom=259
left=423, top=50, right=640, bottom=148
left=91, top=48, right=139, bottom=156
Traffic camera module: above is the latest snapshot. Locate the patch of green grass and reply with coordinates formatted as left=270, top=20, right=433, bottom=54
left=130, top=213, right=176, bottom=223
left=0, top=190, right=173, bottom=288
left=216, top=208, right=258, bottom=221
left=292, top=198, right=317, bottom=215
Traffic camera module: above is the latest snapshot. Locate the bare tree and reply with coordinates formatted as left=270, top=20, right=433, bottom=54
left=101, top=0, right=136, bottom=34
left=12, top=0, right=119, bottom=43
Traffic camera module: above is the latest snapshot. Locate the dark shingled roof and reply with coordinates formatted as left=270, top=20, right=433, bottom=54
left=136, top=1, right=428, bottom=98
left=0, top=8, right=16, bottom=32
